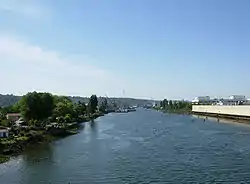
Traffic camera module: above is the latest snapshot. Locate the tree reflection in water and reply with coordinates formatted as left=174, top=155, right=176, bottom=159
left=23, top=143, right=54, bottom=164
left=22, top=143, right=56, bottom=183
left=90, top=120, right=97, bottom=133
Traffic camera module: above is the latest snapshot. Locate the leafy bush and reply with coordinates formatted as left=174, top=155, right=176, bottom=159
left=0, top=119, right=10, bottom=127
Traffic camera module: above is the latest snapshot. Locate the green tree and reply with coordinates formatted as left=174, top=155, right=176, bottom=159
left=54, top=96, right=71, bottom=104
left=74, top=101, right=86, bottom=116
left=64, top=114, right=72, bottom=123
left=53, top=96, right=86, bottom=123
left=0, top=108, right=6, bottom=121
left=160, top=101, right=163, bottom=107
left=173, top=102, right=178, bottom=110
left=169, top=100, right=173, bottom=109
left=162, top=99, right=168, bottom=109
left=53, top=101, right=74, bottom=118
left=19, top=92, right=54, bottom=121
left=57, top=116, right=66, bottom=124
left=0, top=119, right=10, bottom=127
left=88, top=95, right=98, bottom=114
left=99, top=98, right=108, bottom=113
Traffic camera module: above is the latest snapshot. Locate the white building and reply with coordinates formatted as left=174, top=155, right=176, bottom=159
left=229, top=95, right=246, bottom=101
left=192, top=95, right=248, bottom=105
left=0, top=127, right=9, bottom=138
left=194, top=96, right=210, bottom=101
left=192, top=96, right=216, bottom=105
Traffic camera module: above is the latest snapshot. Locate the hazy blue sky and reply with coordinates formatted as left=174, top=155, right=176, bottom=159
left=0, top=0, right=250, bottom=100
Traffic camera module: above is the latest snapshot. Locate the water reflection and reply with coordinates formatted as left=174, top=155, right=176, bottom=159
left=78, top=122, right=85, bottom=130
left=22, top=143, right=56, bottom=184
left=23, top=144, right=53, bottom=164
left=3, top=110, right=250, bottom=183
left=89, top=120, right=97, bottom=132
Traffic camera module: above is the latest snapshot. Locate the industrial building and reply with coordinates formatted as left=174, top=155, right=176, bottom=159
left=192, top=95, right=248, bottom=105
left=192, top=96, right=215, bottom=105
left=192, top=95, right=250, bottom=119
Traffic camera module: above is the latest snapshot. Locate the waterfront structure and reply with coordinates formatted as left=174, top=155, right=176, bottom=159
left=192, top=95, right=247, bottom=105
left=192, top=95, right=250, bottom=119
left=192, top=105, right=250, bottom=118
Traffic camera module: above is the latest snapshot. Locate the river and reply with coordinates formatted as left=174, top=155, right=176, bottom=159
left=2, top=108, right=250, bottom=183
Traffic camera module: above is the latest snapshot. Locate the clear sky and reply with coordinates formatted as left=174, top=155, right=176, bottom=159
left=0, top=0, right=250, bottom=100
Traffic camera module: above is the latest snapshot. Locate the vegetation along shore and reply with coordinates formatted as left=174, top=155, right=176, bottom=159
left=155, top=99, right=192, bottom=114
left=0, top=92, right=108, bottom=164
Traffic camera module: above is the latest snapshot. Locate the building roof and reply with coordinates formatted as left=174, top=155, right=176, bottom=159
left=0, top=129, right=8, bottom=132
left=6, top=113, right=21, bottom=117
left=0, top=126, right=8, bottom=131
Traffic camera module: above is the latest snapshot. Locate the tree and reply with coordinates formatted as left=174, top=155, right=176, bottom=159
left=162, top=99, right=168, bottom=109
left=74, top=101, right=87, bottom=116
left=160, top=101, right=163, bottom=107
left=99, top=98, right=108, bottom=113
left=168, top=100, right=173, bottom=109
left=54, top=96, right=71, bottom=104
left=40, top=93, right=54, bottom=118
left=53, top=101, right=74, bottom=118
left=87, top=95, right=98, bottom=114
left=173, top=102, right=178, bottom=110
left=0, top=108, right=6, bottom=121
left=0, top=119, right=10, bottom=127
left=64, top=114, right=72, bottom=123
left=19, top=92, right=54, bottom=121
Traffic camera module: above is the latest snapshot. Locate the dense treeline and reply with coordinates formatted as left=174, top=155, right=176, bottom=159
left=0, top=92, right=105, bottom=127
left=0, top=94, right=21, bottom=107
left=159, top=99, right=192, bottom=114
left=0, top=94, right=155, bottom=109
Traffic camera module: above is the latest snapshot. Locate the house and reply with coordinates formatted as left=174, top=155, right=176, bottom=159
left=0, top=126, right=9, bottom=138
left=6, top=113, right=21, bottom=122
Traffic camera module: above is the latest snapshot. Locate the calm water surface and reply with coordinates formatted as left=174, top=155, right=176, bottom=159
left=1, top=109, right=250, bottom=183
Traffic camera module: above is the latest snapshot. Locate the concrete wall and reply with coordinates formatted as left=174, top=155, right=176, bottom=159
left=192, top=105, right=250, bottom=117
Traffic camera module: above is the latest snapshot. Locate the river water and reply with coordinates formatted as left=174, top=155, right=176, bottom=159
left=2, top=109, right=250, bottom=183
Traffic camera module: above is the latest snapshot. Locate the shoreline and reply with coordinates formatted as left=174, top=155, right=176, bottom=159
left=155, top=108, right=250, bottom=124
left=192, top=111, right=250, bottom=124
left=0, top=112, right=105, bottom=164
left=154, top=108, right=191, bottom=115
